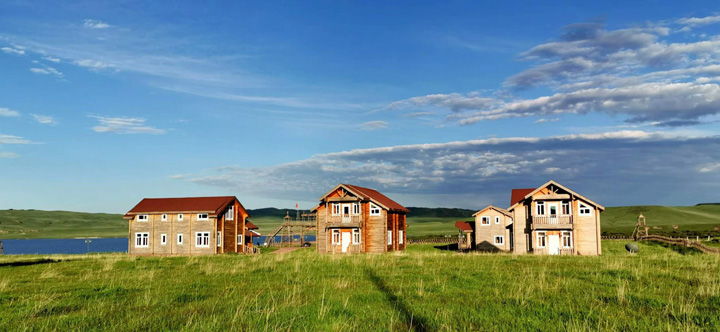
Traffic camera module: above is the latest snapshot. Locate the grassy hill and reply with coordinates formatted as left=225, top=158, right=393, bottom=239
left=0, top=241, right=717, bottom=330
left=2, top=205, right=720, bottom=239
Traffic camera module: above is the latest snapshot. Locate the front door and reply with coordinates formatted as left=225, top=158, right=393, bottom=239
left=341, top=231, right=351, bottom=252
left=548, top=234, right=560, bottom=255
left=342, top=204, right=351, bottom=222
left=547, top=202, right=559, bottom=224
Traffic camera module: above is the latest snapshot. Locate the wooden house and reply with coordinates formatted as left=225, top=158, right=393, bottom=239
left=124, top=196, right=259, bottom=256
left=314, top=184, right=409, bottom=254
left=458, top=180, right=603, bottom=255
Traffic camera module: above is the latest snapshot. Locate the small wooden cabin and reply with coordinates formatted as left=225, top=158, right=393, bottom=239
left=314, top=184, right=409, bottom=254
left=124, top=196, right=258, bottom=256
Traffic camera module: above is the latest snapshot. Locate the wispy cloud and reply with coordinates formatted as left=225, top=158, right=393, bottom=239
left=83, top=19, right=111, bottom=29
left=74, top=59, right=113, bottom=71
left=0, top=107, right=20, bottom=117
left=31, top=114, right=57, bottom=125
left=1, top=46, right=24, bottom=55
left=0, top=152, right=19, bottom=158
left=359, top=121, right=388, bottom=131
left=677, top=15, right=720, bottom=29
left=534, top=118, right=559, bottom=124
left=0, top=134, right=32, bottom=145
left=29, top=66, right=63, bottom=77
left=42, top=56, right=60, bottom=63
left=90, top=116, right=165, bottom=134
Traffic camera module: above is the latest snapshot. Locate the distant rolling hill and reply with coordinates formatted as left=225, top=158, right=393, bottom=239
left=1, top=205, right=719, bottom=239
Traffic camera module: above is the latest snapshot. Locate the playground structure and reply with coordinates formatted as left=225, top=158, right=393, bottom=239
left=265, top=211, right=317, bottom=247
left=632, top=213, right=649, bottom=241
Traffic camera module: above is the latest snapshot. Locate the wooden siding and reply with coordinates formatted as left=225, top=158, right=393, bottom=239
left=473, top=211, right=512, bottom=251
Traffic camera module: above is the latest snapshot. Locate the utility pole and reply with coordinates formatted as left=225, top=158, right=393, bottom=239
left=85, top=239, right=92, bottom=254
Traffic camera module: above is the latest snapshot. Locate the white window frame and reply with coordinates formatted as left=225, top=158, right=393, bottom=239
left=561, top=231, right=572, bottom=248
left=161, top=214, right=167, bottom=221
left=352, top=228, right=361, bottom=244
left=561, top=202, right=570, bottom=215
left=178, top=214, right=184, bottom=222
left=481, top=216, right=490, bottom=226
left=494, top=235, right=504, bottom=245
left=399, top=230, right=404, bottom=244
left=135, top=232, right=149, bottom=248
left=160, top=234, right=167, bottom=245
left=197, top=213, right=209, bottom=221
left=495, top=216, right=500, bottom=224
left=536, top=201, right=545, bottom=216
left=537, top=231, right=547, bottom=248
left=331, top=229, right=340, bottom=244
left=353, top=203, right=360, bottom=215
left=217, top=231, right=222, bottom=247
left=177, top=233, right=184, bottom=245
left=237, top=234, right=243, bottom=245
left=225, top=206, right=234, bottom=220
left=195, top=232, right=210, bottom=247
left=387, top=230, right=393, bottom=245
left=370, top=203, right=381, bottom=216
left=137, top=215, right=148, bottom=222
left=332, top=203, right=340, bottom=216
left=579, top=203, right=592, bottom=216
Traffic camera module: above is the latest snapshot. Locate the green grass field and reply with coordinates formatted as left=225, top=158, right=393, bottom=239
left=0, top=240, right=718, bottom=331
left=2, top=205, right=720, bottom=239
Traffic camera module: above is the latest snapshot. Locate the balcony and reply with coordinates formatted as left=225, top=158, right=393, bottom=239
left=531, top=215, right=573, bottom=229
left=326, top=215, right=362, bottom=228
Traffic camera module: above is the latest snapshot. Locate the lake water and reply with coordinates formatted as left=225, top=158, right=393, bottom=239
left=0, top=235, right=316, bottom=255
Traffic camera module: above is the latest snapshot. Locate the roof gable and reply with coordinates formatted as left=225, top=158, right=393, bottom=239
left=510, top=188, right=535, bottom=207
left=508, top=180, right=604, bottom=211
left=319, top=183, right=409, bottom=213
left=455, top=221, right=473, bottom=232
left=472, top=205, right=512, bottom=217
left=126, top=196, right=237, bottom=216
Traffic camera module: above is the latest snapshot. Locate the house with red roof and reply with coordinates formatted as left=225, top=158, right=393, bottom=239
left=124, top=196, right=258, bottom=256
left=313, top=184, right=409, bottom=254
left=458, top=180, right=604, bottom=255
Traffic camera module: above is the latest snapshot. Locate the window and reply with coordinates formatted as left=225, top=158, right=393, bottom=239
left=353, top=203, right=360, bottom=215
left=177, top=233, right=184, bottom=245
left=197, top=213, right=209, bottom=221
left=370, top=203, right=381, bottom=216
left=579, top=203, right=592, bottom=216
left=135, top=233, right=149, bottom=248
left=399, top=230, right=404, bottom=244
left=494, top=235, right=504, bottom=245
left=331, top=229, right=340, bottom=244
left=178, top=214, right=184, bottom=222
left=161, top=214, right=167, bottom=221
left=536, top=202, right=545, bottom=215
left=495, top=216, right=500, bottom=224
left=537, top=232, right=547, bottom=248
left=237, top=234, right=243, bottom=245
left=225, top=206, right=234, bottom=220
left=217, top=231, right=222, bottom=247
left=481, top=216, right=490, bottom=225
left=137, top=215, right=148, bottom=222
left=352, top=228, right=361, bottom=244
left=332, top=203, right=340, bottom=216
left=562, top=202, right=570, bottom=215
left=387, top=230, right=393, bottom=245
left=562, top=231, right=572, bottom=248
left=195, top=232, right=210, bottom=247
left=161, top=234, right=167, bottom=245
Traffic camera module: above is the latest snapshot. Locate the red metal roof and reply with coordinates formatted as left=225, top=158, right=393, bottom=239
left=245, top=221, right=259, bottom=230
left=126, top=196, right=236, bottom=216
left=510, top=188, right=535, bottom=206
left=455, top=221, right=473, bottom=232
left=343, top=184, right=410, bottom=213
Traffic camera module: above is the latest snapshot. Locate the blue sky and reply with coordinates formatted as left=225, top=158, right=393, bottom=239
left=2, top=1, right=720, bottom=213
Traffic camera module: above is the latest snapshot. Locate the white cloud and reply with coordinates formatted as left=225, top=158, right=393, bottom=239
left=74, top=59, right=112, bottom=70
left=699, top=163, right=720, bottom=173
left=1, top=46, right=24, bottom=55
left=31, top=114, right=57, bottom=125
left=677, top=15, right=720, bottom=28
left=42, top=56, right=60, bottom=63
left=29, top=67, right=63, bottom=77
left=0, top=134, right=32, bottom=145
left=83, top=19, right=111, bottom=29
left=0, top=108, right=20, bottom=117
left=389, top=93, right=499, bottom=112
left=359, top=121, right=388, bottom=131
left=89, top=116, right=165, bottom=134
left=535, top=118, right=559, bottom=124
left=179, top=130, right=720, bottom=207
left=0, top=152, right=19, bottom=158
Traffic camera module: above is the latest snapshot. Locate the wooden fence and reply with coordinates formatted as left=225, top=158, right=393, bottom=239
left=640, top=235, right=720, bottom=254
left=409, top=238, right=461, bottom=245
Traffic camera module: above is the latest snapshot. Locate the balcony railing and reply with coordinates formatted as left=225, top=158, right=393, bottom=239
left=327, top=215, right=362, bottom=224
left=532, top=215, right=573, bottom=225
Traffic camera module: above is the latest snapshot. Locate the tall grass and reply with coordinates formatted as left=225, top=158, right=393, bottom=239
left=0, top=241, right=718, bottom=331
